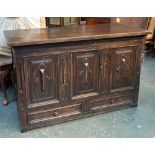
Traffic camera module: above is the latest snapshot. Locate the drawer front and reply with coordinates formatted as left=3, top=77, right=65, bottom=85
left=90, top=98, right=107, bottom=111
left=108, top=96, right=133, bottom=106
left=28, top=103, right=82, bottom=124
left=90, top=95, right=133, bottom=113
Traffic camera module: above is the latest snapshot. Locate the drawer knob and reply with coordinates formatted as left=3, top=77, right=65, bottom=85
left=93, top=43, right=97, bottom=46
left=54, top=111, right=58, bottom=116
left=109, top=100, right=113, bottom=105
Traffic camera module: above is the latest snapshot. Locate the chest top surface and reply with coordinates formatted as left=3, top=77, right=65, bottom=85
left=4, top=23, right=147, bottom=47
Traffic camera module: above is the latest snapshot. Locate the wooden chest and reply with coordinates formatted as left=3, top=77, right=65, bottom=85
left=4, top=24, right=147, bottom=132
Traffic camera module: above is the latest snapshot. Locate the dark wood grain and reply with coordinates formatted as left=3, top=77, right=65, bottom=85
left=4, top=23, right=147, bottom=132
left=4, top=23, right=147, bottom=47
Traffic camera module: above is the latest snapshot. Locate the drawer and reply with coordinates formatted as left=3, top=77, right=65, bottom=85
left=90, top=95, right=133, bottom=113
left=109, top=89, right=133, bottom=98
left=28, top=103, right=82, bottom=123
left=90, top=98, right=107, bottom=110
left=108, top=95, right=133, bottom=106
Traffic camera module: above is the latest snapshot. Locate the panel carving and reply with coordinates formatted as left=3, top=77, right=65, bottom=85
left=72, top=51, right=99, bottom=96
left=26, top=55, right=58, bottom=104
left=111, top=47, right=137, bottom=92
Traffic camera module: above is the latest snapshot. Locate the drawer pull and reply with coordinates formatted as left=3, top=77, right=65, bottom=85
left=54, top=111, right=58, bottom=116
left=93, top=43, right=97, bottom=46
left=109, top=100, right=113, bottom=105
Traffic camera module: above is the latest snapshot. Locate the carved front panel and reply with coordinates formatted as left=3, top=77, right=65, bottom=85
left=26, top=55, right=58, bottom=104
left=111, top=46, right=137, bottom=92
left=72, top=50, right=99, bottom=96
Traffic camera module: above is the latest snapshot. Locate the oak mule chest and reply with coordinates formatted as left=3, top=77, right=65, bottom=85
left=4, top=24, right=147, bottom=132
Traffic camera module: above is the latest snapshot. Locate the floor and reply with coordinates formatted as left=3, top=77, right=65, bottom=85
left=0, top=52, right=155, bottom=138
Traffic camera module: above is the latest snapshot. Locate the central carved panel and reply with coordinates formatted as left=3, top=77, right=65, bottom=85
left=72, top=51, right=99, bottom=96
